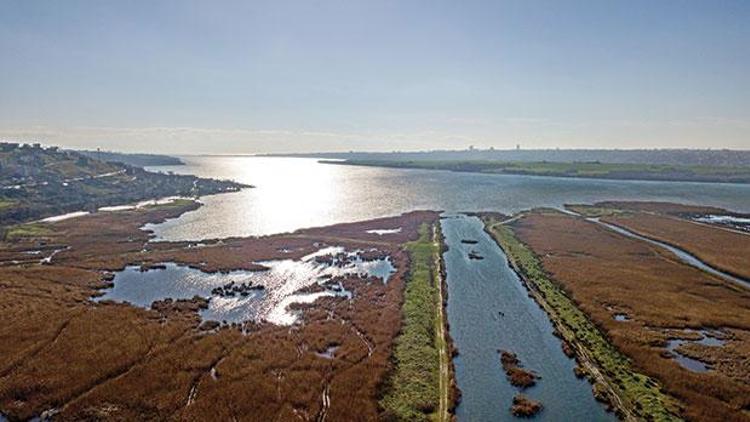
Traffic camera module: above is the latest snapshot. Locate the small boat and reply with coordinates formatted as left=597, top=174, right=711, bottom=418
left=468, top=250, right=484, bottom=260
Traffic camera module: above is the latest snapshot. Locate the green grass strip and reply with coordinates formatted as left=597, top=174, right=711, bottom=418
left=5, top=223, right=52, bottom=240
left=381, top=222, right=441, bottom=421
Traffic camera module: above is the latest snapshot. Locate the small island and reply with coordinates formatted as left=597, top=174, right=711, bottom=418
left=511, top=394, right=543, bottom=417
left=499, top=350, right=538, bottom=389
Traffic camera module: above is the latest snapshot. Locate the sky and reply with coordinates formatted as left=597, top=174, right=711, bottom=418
left=1, top=0, right=749, bottom=154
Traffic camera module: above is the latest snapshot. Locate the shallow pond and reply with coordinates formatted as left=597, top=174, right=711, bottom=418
left=613, top=313, right=630, bottom=322
left=442, top=214, right=613, bottom=421
left=665, top=329, right=726, bottom=373
left=96, top=247, right=395, bottom=325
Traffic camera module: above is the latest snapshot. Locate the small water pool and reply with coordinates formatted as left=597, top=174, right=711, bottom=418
left=613, top=313, right=630, bottom=322
left=665, top=329, right=725, bottom=373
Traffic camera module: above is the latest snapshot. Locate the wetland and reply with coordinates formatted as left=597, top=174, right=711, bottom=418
left=2, top=155, right=749, bottom=421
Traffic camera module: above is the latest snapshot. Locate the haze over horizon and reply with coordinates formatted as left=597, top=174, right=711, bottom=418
left=1, top=0, right=749, bottom=154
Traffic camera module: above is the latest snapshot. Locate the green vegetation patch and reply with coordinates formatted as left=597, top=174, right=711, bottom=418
left=0, top=198, right=16, bottom=210
left=5, top=223, right=53, bottom=240
left=381, top=223, right=441, bottom=421
left=484, top=218, right=682, bottom=422
left=564, top=204, right=628, bottom=218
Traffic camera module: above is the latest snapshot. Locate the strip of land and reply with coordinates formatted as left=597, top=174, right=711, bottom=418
left=379, top=220, right=458, bottom=421
left=484, top=208, right=750, bottom=422
left=324, top=159, right=750, bottom=184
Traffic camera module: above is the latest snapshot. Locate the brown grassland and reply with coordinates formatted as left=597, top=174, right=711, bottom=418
left=0, top=201, right=440, bottom=421
left=604, top=215, right=749, bottom=282
left=507, top=209, right=750, bottom=421
left=568, top=201, right=750, bottom=281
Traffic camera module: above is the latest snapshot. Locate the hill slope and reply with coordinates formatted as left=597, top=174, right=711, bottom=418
left=76, top=150, right=184, bottom=167
left=0, top=143, right=246, bottom=225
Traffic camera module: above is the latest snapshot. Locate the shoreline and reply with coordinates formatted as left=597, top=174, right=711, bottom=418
left=321, top=159, right=750, bottom=185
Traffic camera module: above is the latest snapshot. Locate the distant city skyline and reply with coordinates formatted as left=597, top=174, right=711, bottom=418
left=1, top=0, right=749, bottom=153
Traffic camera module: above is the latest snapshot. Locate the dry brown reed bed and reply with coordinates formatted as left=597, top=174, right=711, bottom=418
left=0, top=202, right=439, bottom=420
left=600, top=212, right=750, bottom=281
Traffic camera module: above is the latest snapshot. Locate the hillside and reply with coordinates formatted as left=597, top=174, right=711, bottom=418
left=77, top=150, right=184, bottom=167
left=0, top=143, right=247, bottom=225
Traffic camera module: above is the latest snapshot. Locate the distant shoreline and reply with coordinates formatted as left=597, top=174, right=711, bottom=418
left=321, top=159, right=750, bottom=185
left=264, top=148, right=750, bottom=168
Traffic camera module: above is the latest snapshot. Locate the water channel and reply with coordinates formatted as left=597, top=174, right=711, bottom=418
left=442, top=214, right=613, bottom=421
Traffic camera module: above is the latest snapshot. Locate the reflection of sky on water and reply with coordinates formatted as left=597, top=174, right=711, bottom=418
left=96, top=246, right=394, bottom=325
left=146, top=156, right=750, bottom=241
left=665, top=329, right=726, bottom=373
left=695, top=214, right=750, bottom=224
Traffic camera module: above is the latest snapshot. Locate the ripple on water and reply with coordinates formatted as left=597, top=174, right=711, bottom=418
left=95, top=247, right=395, bottom=325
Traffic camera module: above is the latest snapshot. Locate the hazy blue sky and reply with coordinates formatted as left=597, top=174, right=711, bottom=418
left=1, top=0, right=749, bottom=153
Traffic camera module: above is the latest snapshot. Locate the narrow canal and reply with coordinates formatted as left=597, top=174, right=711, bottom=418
left=442, top=214, right=613, bottom=421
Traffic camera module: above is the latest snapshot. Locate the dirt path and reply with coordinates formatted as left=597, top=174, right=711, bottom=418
left=433, top=224, right=451, bottom=422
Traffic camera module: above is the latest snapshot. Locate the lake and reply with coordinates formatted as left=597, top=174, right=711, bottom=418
left=146, top=156, right=750, bottom=241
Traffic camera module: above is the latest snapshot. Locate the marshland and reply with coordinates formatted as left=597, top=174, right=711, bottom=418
left=2, top=153, right=750, bottom=421
left=3, top=2, right=750, bottom=420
